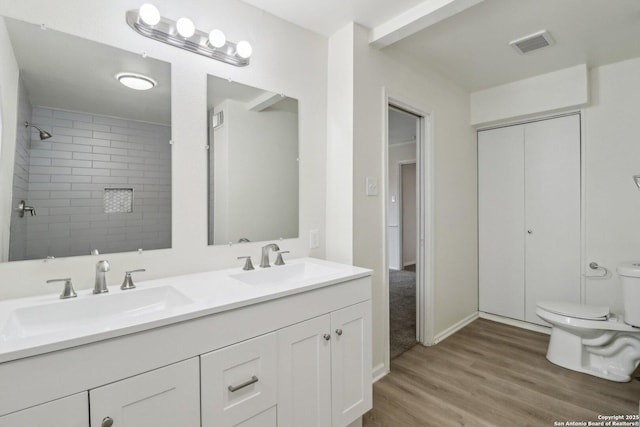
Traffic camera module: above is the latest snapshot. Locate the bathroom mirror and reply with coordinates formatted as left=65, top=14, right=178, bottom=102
left=1, top=16, right=172, bottom=261
left=207, top=75, right=299, bottom=245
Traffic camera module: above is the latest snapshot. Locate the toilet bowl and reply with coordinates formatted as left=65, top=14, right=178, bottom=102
left=536, top=262, right=640, bottom=382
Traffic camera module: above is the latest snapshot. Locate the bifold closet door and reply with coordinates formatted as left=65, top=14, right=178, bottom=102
left=524, top=115, right=581, bottom=324
left=478, top=125, right=525, bottom=320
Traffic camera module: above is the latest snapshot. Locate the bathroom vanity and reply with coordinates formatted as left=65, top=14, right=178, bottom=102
left=0, top=258, right=372, bottom=427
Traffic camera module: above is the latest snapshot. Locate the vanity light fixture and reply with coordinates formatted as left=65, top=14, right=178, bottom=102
left=126, top=4, right=252, bottom=67
left=117, top=72, right=156, bottom=90
left=633, top=175, right=640, bottom=189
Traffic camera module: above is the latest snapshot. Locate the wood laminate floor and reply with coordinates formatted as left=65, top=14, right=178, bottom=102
left=363, top=318, right=640, bottom=427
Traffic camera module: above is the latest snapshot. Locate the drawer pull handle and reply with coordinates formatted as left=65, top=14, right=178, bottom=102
left=228, top=375, right=259, bottom=392
left=335, top=329, right=343, bottom=336
left=102, top=417, right=114, bottom=427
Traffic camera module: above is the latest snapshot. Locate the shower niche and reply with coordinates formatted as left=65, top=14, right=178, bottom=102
left=1, top=16, right=172, bottom=261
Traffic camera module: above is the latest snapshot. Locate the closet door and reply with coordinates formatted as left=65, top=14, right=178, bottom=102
left=524, top=115, right=581, bottom=324
left=478, top=125, right=525, bottom=320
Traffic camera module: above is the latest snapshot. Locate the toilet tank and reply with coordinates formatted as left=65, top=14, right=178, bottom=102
left=617, top=262, right=640, bottom=327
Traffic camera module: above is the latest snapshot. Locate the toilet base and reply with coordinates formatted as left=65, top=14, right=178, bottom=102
left=546, top=326, right=640, bottom=382
left=546, top=355, right=632, bottom=382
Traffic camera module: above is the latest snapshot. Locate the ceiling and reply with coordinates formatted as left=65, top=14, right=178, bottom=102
left=5, top=17, right=171, bottom=125
left=241, top=0, right=428, bottom=38
left=207, top=75, right=298, bottom=113
left=240, top=0, right=640, bottom=92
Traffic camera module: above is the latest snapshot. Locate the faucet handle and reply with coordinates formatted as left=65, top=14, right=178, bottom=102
left=121, top=269, right=146, bottom=290
left=47, top=278, right=77, bottom=299
left=274, top=251, right=290, bottom=266
left=238, top=256, right=255, bottom=271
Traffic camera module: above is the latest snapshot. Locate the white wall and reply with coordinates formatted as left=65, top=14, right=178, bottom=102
left=470, top=64, right=589, bottom=126
left=387, top=142, right=416, bottom=270
left=0, top=0, right=327, bottom=299
left=211, top=98, right=298, bottom=244
left=325, top=23, right=354, bottom=264
left=583, top=57, right=640, bottom=313
left=401, top=162, right=416, bottom=267
left=8, top=77, right=30, bottom=261
left=343, top=24, right=477, bottom=371
left=0, top=17, right=19, bottom=262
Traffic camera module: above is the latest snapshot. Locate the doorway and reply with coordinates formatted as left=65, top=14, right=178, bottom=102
left=387, top=106, right=420, bottom=359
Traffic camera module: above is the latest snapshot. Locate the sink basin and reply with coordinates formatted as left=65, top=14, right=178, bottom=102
left=230, top=261, right=340, bottom=287
left=1, top=286, right=193, bottom=345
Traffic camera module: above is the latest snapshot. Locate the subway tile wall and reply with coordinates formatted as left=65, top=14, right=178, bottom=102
left=15, top=107, right=171, bottom=260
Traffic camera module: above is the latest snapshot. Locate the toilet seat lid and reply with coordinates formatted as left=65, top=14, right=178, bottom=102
left=537, top=301, right=610, bottom=320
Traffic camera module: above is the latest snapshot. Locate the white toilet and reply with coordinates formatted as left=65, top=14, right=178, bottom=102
left=535, top=262, right=640, bottom=382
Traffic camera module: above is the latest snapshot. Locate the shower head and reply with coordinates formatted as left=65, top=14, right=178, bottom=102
left=24, top=121, right=52, bottom=140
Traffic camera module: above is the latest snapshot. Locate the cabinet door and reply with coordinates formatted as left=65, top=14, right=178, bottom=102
left=478, top=125, right=526, bottom=320
left=89, top=358, right=200, bottom=427
left=278, top=315, right=332, bottom=427
left=201, top=333, right=277, bottom=427
left=331, top=301, right=372, bottom=427
left=524, top=114, right=581, bottom=324
left=0, top=392, right=88, bottom=427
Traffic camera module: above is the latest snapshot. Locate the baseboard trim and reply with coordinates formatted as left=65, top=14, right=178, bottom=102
left=433, top=312, right=479, bottom=344
left=372, top=363, right=388, bottom=384
left=479, top=312, right=551, bottom=335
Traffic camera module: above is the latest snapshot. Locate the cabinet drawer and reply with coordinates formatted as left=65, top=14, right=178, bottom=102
left=201, top=333, right=277, bottom=427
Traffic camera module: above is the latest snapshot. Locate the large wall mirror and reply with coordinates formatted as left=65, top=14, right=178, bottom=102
left=1, top=17, right=172, bottom=261
left=207, top=75, right=299, bottom=245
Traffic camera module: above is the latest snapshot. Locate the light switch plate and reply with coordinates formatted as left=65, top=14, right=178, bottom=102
left=366, top=177, right=378, bottom=196
left=309, top=229, right=320, bottom=249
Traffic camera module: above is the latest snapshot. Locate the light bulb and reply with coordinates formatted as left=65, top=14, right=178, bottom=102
left=208, top=29, right=226, bottom=48
left=236, top=40, right=252, bottom=59
left=139, top=4, right=161, bottom=26
left=176, top=17, right=195, bottom=38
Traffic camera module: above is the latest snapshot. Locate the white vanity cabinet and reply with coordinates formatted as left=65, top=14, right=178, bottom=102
left=89, top=358, right=200, bottom=427
left=278, top=301, right=372, bottom=427
left=0, top=262, right=372, bottom=427
left=0, top=392, right=89, bottom=427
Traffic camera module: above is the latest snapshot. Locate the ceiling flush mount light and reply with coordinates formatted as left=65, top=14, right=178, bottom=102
left=117, top=73, right=156, bottom=90
left=126, top=5, right=251, bottom=67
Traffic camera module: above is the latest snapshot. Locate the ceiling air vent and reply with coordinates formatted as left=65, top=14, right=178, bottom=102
left=509, top=30, right=555, bottom=54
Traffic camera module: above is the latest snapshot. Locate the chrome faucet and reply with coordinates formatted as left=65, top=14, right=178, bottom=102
left=260, top=243, right=280, bottom=268
left=94, top=260, right=110, bottom=294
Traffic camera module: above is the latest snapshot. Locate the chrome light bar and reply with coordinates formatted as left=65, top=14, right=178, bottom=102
left=126, top=10, right=250, bottom=67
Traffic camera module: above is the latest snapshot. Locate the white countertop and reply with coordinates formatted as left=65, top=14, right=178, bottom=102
left=0, top=257, right=371, bottom=363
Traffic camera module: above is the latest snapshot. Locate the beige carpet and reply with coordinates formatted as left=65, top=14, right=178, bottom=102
left=389, top=269, right=417, bottom=359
